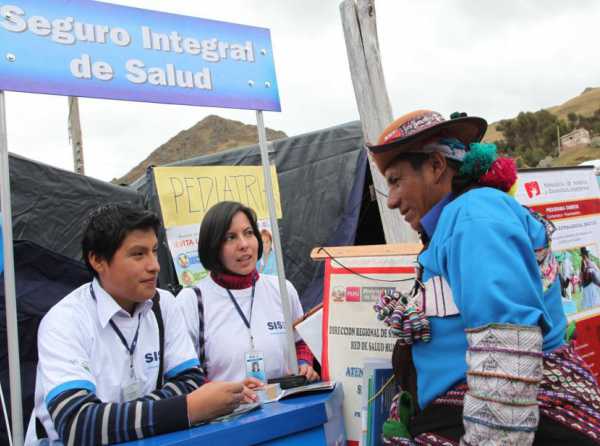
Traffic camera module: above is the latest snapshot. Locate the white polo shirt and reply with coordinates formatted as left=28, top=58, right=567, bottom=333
left=177, top=274, right=303, bottom=382
left=25, top=279, right=199, bottom=444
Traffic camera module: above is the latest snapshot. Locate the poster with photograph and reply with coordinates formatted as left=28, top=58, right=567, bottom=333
left=153, top=165, right=282, bottom=286
left=322, top=253, right=419, bottom=446
left=164, top=219, right=279, bottom=286
left=256, top=220, right=278, bottom=277
left=515, top=166, right=600, bottom=320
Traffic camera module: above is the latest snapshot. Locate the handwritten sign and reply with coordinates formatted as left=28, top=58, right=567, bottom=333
left=0, top=0, right=280, bottom=110
left=154, top=165, right=282, bottom=228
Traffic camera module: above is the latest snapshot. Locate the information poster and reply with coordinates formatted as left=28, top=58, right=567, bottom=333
left=322, top=254, right=419, bottom=446
left=153, top=165, right=282, bottom=286
left=515, top=167, right=600, bottom=320
left=516, top=166, right=600, bottom=376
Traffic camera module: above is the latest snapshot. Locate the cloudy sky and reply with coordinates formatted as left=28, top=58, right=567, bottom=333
left=4, top=0, right=600, bottom=181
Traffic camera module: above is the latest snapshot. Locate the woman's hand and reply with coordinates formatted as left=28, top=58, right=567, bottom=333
left=241, top=377, right=262, bottom=403
left=298, top=363, right=320, bottom=382
left=242, top=377, right=264, bottom=389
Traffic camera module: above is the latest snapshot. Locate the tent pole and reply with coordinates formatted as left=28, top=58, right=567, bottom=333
left=255, top=110, right=298, bottom=375
left=0, top=91, right=24, bottom=444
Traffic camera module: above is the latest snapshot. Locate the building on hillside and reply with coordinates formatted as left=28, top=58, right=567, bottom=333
left=561, top=128, right=591, bottom=150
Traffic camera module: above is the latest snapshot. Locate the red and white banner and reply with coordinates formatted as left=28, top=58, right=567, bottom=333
left=516, top=167, right=600, bottom=256
left=322, top=254, right=418, bottom=446
left=517, top=166, right=600, bottom=373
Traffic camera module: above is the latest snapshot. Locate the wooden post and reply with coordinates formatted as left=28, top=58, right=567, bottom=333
left=340, top=0, right=419, bottom=243
left=556, top=125, right=561, bottom=156
left=68, top=96, right=85, bottom=175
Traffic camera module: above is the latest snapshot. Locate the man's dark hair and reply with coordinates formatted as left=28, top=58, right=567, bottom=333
left=82, top=203, right=161, bottom=277
left=198, top=201, right=263, bottom=274
left=389, top=152, right=470, bottom=195
left=388, top=153, right=430, bottom=172
left=390, top=152, right=463, bottom=172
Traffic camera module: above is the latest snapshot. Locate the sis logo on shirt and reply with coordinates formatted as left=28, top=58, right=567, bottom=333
left=266, top=320, right=287, bottom=332
left=144, top=351, right=160, bottom=364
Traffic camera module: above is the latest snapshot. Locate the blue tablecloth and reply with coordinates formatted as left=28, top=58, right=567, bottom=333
left=124, top=383, right=345, bottom=446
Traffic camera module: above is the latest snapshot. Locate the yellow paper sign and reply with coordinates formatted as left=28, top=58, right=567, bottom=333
left=153, top=165, right=283, bottom=228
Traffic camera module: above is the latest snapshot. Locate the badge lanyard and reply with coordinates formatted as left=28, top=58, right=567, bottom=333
left=90, top=284, right=142, bottom=378
left=225, top=281, right=257, bottom=349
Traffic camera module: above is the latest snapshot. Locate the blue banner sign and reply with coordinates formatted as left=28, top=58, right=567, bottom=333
left=0, top=0, right=281, bottom=111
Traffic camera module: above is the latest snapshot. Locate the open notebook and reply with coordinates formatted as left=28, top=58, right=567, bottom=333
left=260, top=381, right=336, bottom=403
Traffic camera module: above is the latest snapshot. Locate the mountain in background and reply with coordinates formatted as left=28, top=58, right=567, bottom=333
left=482, top=87, right=600, bottom=167
left=114, top=115, right=287, bottom=185
left=483, top=87, right=600, bottom=143
left=116, top=87, right=599, bottom=184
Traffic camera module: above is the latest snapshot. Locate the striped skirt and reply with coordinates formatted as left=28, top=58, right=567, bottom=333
left=384, top=343, right=600, bottom=445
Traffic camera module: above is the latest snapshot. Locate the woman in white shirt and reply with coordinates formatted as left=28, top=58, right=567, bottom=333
left=177, top=201, right=319, bottom=383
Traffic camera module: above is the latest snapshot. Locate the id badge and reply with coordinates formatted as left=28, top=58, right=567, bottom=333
left=122, top=375, right=144, bottom=401
left=245, top=350, right=266, bottom=382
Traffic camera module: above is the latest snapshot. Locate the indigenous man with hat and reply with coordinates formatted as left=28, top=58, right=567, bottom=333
left=368, top=110, right=600, bottom=445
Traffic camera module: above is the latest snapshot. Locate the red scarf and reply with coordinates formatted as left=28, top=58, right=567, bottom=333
left=211, top=269, right=259, bottom=290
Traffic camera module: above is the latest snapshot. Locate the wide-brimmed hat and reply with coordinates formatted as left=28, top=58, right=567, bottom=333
left=368, top=110, right=487, bottom=173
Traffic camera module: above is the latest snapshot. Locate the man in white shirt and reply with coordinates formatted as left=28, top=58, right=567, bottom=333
left=25, top=203, right=255, bottom=445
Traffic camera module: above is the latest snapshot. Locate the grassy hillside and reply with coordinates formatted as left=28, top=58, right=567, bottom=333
left=550, top=146, right=600, bottom=167
left=483, top=87, right=600, bottom=143
left=483, top=122, right=503, bottom=143
left=548, top=87, right=600, bottom=120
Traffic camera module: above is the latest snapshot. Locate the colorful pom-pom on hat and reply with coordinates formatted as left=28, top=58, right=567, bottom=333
left=459, top=142, right=518, bottom=192
left=479, top=157, right=518, bottom=192
left=459, top=143, right=498, bottom=180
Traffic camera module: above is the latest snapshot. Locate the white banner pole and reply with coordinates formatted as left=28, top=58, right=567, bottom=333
left=0, top=91, right=24, bottom=445
left=255, top=110, right=298, bottom=374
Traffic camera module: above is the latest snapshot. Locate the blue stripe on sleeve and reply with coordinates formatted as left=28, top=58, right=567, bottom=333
left=81, top=401, right=93, bottom=445
left=115, top=403, right=121, bottom=444
left=164, top=358, right=200, bottom=379
left=147, top=399, right=155, bottom=436
left=90, top=403, right=101, bottom=445
left=46, top=380, right=96, bottom=406
left=122, top=402, right=131, bottom=443
left=82, top=402, right=95, bottom=445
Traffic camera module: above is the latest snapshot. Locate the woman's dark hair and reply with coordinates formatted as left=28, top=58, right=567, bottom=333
left=82, top=203, right=161, bottom=277
left=198, top=201, right=263, bottom=274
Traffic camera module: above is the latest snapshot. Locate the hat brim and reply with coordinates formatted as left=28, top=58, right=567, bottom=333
left=368, top=116, right=487, bottom=174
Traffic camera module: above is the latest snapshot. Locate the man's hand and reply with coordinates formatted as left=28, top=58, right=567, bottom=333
left=186, top=381, right=244, bottom=425
left=298, top=364, right=320, bottom=382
